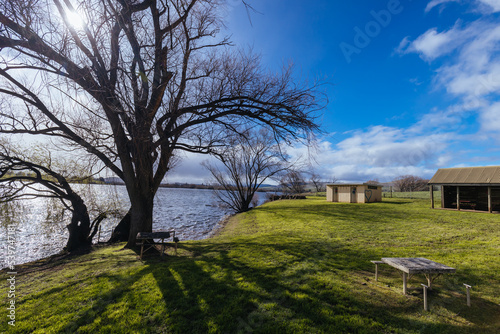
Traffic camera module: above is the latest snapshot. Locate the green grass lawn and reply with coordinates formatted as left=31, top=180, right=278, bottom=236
left=1, top=197, right=499, bottom=333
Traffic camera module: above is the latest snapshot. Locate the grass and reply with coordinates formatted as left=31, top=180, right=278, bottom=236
left=1, top=197, right=499, bottom=333
left=382, top=191, right=441, bottom=200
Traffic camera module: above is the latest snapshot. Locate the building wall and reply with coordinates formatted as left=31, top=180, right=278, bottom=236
left=363, top=185, right=382, bottom=203
left=326, top=186, right=333, bottom=202
left=356, top=185, right=366, bottom=203
left=338, top=186, right=352, bottom=203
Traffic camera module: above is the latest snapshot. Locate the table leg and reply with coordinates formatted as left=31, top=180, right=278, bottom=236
left=464, top=284, right=471, bottom=307
left=161, top=238, right=165, bottom=257
left=421, top=284, right=429, bottom=311
left=140, top=239, right=145, bottom=259
left=403, top=272, right=407, bottom=294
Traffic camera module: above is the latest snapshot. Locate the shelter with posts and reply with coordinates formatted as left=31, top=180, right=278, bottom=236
left=428, top=166, right=500, bottom=213
left=326, top=183, right=382, bottom=203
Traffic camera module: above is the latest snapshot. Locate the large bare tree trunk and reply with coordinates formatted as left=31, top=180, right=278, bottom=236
left=108, top=210, right=131, bottom=243
left=127, top=192, right=154, bottom=248
left=65, top=196, right=92, bottom=252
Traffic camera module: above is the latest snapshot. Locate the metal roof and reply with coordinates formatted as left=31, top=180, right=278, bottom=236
left=429, top=166, right=500, bottom=185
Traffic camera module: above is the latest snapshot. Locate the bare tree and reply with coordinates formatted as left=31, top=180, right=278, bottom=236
left=203, top=128, right=287, bottom=213
left=309, top=171, right=325, bottom=193
left=0, top=143, right=107, bottom=251
left=280, top=169, right=306, bottom=196
left=393, top=175, right=429, bottom=192
left=329, top=175, right=338, bottom=184
left=0, top=0, right=322, bottom=247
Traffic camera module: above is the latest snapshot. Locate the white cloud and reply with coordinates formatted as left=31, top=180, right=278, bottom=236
left=477, top=0, right=500, bottom=12
left=166, top=124, right=461, bottom=184
left=425, top=0, right=461, bottom=13
left=425, top=0, right=500, bottom=13
left=402, top=9, right=500, bottom=140
left=165, top=152, right=217, bottom=184
left=397, top=21, right=474, bottom=61
left=293, top=126, right=454, bottom=183
left=480, top=102, right=500, bottom=133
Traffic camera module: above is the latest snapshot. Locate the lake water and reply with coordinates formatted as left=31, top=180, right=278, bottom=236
left=0, top=185, right=269, bottom=268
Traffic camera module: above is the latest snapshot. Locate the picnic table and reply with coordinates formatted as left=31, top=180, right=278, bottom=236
left=378, top=257, right=456, bottom=294
left=136, top=231, right=179, bottom=259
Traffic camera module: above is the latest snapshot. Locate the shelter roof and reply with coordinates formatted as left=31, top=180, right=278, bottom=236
left=429, top=166, right=500, bottom=185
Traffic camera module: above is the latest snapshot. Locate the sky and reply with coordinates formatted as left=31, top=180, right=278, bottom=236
left=165, top=0, right=500, bottom=184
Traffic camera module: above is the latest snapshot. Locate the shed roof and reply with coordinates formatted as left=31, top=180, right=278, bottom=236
left=327, top=183, right=382, bottom=187
left=429, top=166, right=500, bottom=185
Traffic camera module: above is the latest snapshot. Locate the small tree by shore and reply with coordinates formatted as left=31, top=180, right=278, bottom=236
left=203, top=129, right=287, bottom=213
left=280, top=169, right=306, bottom=196
left=309, top=171, right=326, bottom=194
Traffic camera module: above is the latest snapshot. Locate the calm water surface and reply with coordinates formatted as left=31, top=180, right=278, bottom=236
left=0, top=185, right=267, bottom=268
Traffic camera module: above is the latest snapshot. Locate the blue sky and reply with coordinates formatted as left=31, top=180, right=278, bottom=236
left=168, top=0, right=500, bottom=184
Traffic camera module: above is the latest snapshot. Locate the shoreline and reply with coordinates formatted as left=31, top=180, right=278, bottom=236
left=207, top=213, right=235, bottom=238
left=2, top=212, right=236, bottom=272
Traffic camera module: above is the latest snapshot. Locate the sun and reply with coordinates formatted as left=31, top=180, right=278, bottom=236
left=64, top=9, right=86, bottom=31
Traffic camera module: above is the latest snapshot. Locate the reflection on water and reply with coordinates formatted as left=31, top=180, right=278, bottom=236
left=0, top=185, right=260, bottom=267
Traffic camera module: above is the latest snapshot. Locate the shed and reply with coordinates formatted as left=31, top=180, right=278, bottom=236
left=326, top=183, right=382, bottom=203
left=428, top=166, right=500, bottom=212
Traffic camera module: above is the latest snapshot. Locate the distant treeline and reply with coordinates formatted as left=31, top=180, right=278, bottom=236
left=159, top=183, right=279, bottom=192
left=101, top=179, right=278, bottom=192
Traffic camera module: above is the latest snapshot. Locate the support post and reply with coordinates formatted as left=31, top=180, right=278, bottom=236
left=425, top=274, right=433, bottom=290
left=457, top=186, right=460, bottom=210
left=488, top=187, right=492, bottom=213
left=464, top=284, right=471, bottom=307
left=421, top=284, right=429, bottom=311
left=430, top=186, right=434, bottom=209
left=403, top=272, right=407, bottom=295
left=441, top=186, right=445, bottom=208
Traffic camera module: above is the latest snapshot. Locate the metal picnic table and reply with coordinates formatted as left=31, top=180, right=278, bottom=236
left=380, top=257, right=456, bottom=294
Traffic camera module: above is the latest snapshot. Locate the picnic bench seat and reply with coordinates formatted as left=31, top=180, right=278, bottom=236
left=136, top=231, right=179, bottom=259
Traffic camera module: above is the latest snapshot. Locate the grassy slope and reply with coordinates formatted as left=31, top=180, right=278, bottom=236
left=1, top=197, right=499, bottom=333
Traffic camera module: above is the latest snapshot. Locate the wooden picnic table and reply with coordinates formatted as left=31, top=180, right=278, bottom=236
left=136, top=231, right=179, bottom=259
left=380, top=257, right=456, bottom=294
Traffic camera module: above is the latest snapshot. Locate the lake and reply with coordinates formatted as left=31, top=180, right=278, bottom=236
left=0, top=185, right=269, bottom=268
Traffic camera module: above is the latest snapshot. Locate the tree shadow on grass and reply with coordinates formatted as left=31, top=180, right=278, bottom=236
left=143, top=240, right=498, bottom=333
left=14, top=240, right=498, bottom=334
